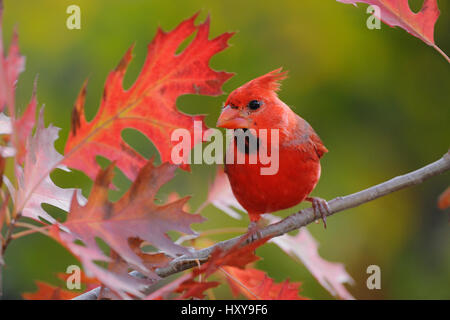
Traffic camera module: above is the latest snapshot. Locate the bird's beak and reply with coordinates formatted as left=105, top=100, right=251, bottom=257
left=217, top=105, right=250, bottom=129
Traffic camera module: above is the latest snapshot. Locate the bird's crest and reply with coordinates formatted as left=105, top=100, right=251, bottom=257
left=244, top=68, right=288, bottom=92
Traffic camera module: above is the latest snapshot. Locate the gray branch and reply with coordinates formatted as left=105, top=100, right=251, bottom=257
left=74, top=151, right=450, bottom=300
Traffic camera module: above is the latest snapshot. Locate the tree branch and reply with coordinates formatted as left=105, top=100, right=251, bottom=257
left=74, top=151, right=450, bottom=300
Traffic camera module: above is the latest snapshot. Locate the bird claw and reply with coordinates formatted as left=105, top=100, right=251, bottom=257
left=245, top=221, right=263, bottom=242
left=306, top=197, right=330, bottom=229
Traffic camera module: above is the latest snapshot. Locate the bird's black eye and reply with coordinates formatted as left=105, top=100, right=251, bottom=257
left=248, top=100, right=261, bottom=110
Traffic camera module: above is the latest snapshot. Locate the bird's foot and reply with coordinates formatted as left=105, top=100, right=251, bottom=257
left=245, top=221, right=263, bottom=242
left=306, top=197, right=330, bottom=229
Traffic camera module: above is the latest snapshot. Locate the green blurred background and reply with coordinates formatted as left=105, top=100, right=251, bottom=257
left=2, top=0, right=449, bottom=299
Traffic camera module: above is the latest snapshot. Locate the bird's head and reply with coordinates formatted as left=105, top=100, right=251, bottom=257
left=216, top=68, right=289, bottom=131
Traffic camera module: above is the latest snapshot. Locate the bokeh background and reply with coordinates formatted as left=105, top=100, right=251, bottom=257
left=2, top=0, right=449, bottom=299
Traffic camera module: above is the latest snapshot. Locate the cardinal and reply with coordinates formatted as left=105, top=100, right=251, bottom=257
left=216, top=68, right=329, bottom=229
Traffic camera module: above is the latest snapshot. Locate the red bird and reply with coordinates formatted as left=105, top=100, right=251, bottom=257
left=216, top=69, right=329, bottom=229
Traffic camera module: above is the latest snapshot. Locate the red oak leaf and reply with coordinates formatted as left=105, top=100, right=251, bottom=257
left=13, top=81, right=37, bottom=164
left=205, top=165, right=245, bottom=220
left=198, top=237, right=268, bottom=278
left=64, top=160, right=203, bottom=260
left=0, top=88, right=36, bottom=160
left=50, top=225, right=153, bottom=299
left=103, top=238, right=172, bottom=299
left=224, top=267, right=307, bottom=300
left=266, top=215, right=354, bottom=300
left=26, top=269, right=102, bottom=300
left=146, top=273, right=192, bottom=300
left=0, top=6, right=25, bottom=114
left=127, top=238, right=172, bottom=272
left=337, top=0, right=449, bottom=62
left=13, top=108, right=84, bottom=224
left=51, top=160, right=204, bottom=298
left=22, top=281, right=79, bottom=300
left=0, top=82, right=38, bottom=161
left=56, top=269, right=101, bottom=292
left=64, top=14, right=234, bottom=182
left=100, top=247, right=167, bottom=299
left=0, top=5, right=33, bottom=160
left=175, top=279, right=220, bottom=300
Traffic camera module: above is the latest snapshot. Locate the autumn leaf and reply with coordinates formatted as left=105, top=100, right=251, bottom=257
left=64, top=13, right=234, bottom=182
left=99, top=247, right=166, bottom=299
left=198, top=237, right=267, bottom=278
left=127, top=238, right=172, bottom=273
left=50, top=225, right=152, bottom=299
left=0, top=4, right=77, bottom=225
left=266, top=215, right=354, bottom=300
left=25, top=270, right=101, bottom=300
left=0, top=7, right=25, bottom=114
left=175, top=279, right=220, bottom=300
left=22, top=281, right=79, bottom=300
left=63, top=159, right=203, bottom=261
left=148, top=277, right=221, bottom=301
left=13, top=81, right=37, bottom=164
left=0, top=82, right=38, bottom=161
left=0, top=113, right=14, bottom=157
left=50, top=159, right=204, bottom=298
left=56, top=269, right=101, bottom=292
left=337, top=0, right=449, bottom=62
left=146, top=273, right=192, bottom=300
left=0, top=7, right=37, bottom=162
left=100, top=238, right=172, bottom=299
left=12, top=108, right=84, bottom=224
left=224, top=267, right=307, bottom=300
left=202, top=165, right=245, bottom=220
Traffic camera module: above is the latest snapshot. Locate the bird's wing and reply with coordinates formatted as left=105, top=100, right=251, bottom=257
left=288, top=115, right=328, bottom=159
left=309, top=129, right=328, bottom=159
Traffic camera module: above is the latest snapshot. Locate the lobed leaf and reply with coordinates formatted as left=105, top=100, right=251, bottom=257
left=64, top=14, right=234, bottom=181
left=224, top=267, right=307, bottom=300
left=337, top=0, right=449, bottom=62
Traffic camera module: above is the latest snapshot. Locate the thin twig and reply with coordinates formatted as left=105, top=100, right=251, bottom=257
left=74, top=151, right=450, bottom=300
left=2, top=215, right=20, bottom=253
left=433, top=44, right=450, bottom=64
left=11, top=222, right=50, bottom=239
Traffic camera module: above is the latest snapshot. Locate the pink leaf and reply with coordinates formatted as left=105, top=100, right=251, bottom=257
left=337, top=0, right=449, bottom=62
left=51, top=159, right=204, bottom=297
left=15, top=108, right=85, bottom=223
left=50, top=226, right=151, bottom=299
left=0, top=8, right=25, bottom=113
left=205, top=166, right=245, bottom=219
left=266, top=215, right=354, bottom=300
left=14, top=81, right=37, bottom=164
